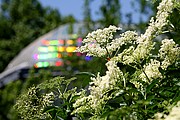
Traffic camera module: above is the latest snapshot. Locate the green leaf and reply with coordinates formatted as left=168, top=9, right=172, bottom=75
left=65, top=77, right=77, bottom=85
left=147, top=95, right=155, bottom=101
left=43, top=106, right=59, bottom=119
left=146, top=79, right=159, bottom=93
left=75, top=72, right=96, bottom=77
left=69, top=94, right=81, bottom=103
left=43, top=106, right=58, bottom=113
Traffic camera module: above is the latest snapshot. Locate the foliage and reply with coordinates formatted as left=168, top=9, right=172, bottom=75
left=0, top=69, right=53, bottom=120
left=83, top=0, right=93, bottom=31
left=0, top=80, right=22, bottom=120
left=73, top=0, right=180, bottom=119
left=14, top=0, right=180, bottom=120
left=14, top=76, right=85, bottom=120
left=14, top=86, right=54, bottom=120
left=151, top=101, right=180, bottom=120
left=99, top=0, right=121, bottom=27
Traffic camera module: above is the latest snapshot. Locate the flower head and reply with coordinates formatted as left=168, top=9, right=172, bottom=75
left=75, top=25, right=121, bottom=57
left=140, top=59, right=162, bottom=82
left=159, top=39, right=180, bottom=70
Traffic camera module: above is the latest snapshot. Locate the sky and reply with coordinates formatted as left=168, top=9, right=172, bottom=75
left=38, top=0, right=151, bottom=23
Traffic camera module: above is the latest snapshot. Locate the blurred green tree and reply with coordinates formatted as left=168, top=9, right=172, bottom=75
left=83, top=0, right=93, bottom=31
left=0, top=0, right=76, bottom=72
left=99, top=0, right=121, bottom=27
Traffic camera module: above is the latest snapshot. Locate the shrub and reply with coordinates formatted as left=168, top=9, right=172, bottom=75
left=14, top=0, right=180, bottom=119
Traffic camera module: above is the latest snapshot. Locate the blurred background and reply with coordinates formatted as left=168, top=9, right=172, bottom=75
left=1, top=0, right=179, bottom=119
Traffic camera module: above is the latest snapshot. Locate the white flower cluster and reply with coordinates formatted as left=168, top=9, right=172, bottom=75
left=73, top=61, right=124, bottom=116
left=42, top=92, right=54, bottom=107
left=84, top=25, right=121, bottom=44
left=133, top=0, right=173, bottom=57
left=76, top=0, right=173, bottom=60
left=159, top=39, right=180, bottom=70
left=113, top=0, right=174, bottom=64
left=106, top=31, right=138, bottom=55
left=75, top=43, right=107, bottom=57
left=156, top=0, right=173, bottom=30
left=141, top=0, right=173, bottom=43
left=73, top=0, right=177, bottom=118
left=76, top=0, right=173, bottom=61
left=89, top=61, right=123, bottom=97
left=75, top=25, right=121, bottom=57
left=72, top=95, right=93, bottom=114
left=112, top=46, right=136, bottom=64
left=140, top=59, right=162, bottom=82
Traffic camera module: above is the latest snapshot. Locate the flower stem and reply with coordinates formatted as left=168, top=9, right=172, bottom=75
left=105, top=47, right=111, bottom=58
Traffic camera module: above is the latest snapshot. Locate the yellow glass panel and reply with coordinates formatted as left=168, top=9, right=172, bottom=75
left=66, top=46, right=77, bottom=52
left=66, top=40, right=74, bottom=45
left=58, top=46, right=65, bottom=52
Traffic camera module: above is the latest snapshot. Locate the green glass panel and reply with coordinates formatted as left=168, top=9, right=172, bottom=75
left=43, top=62, right=49, bottom=67
left=48, top=46, right=58, bottom=52
left=71, top=34, right=78, bottom=39
left=47, top=53, right=57, bottom=58
left=37, top=62, right=43, bottom=67
left=49, top=40, right=59, bottom=45
left=52, top=53, right=57, bottom=58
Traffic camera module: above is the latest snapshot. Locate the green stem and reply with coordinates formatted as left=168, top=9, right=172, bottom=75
left=105, top=46, right=111, bottom=58
left=144, top=90, right=147, bottom=110
left=122, top=75, right=126, bottom=88
left=114, top=47, right=121, bottom=57
left=139, top=64, right=150, bottom=111
left=123, top=78, right=126, bottom=88
left=139, top=64, right=151, bottom=83
left=142, top=69, right=151, bottom=83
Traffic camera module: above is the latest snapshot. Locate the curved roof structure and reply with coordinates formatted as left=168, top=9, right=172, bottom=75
left=6, top=23, right=87, bottom=70
left=0, top=23, right=88, bottom=87
left=0, top=22, right=133, bottom=87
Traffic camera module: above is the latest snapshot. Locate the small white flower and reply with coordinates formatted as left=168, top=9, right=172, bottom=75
left=73, top=60, right=124, bottom=115
left=159, top=39, right=180, bottom=70
left=107, top=31, right=138, bottom=54
left=140, top=59, right=162, bottom=82
left=75, top=25, right=121, bottom=57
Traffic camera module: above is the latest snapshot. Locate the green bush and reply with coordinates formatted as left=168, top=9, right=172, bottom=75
left=14, top=0, right=180, bottom=119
